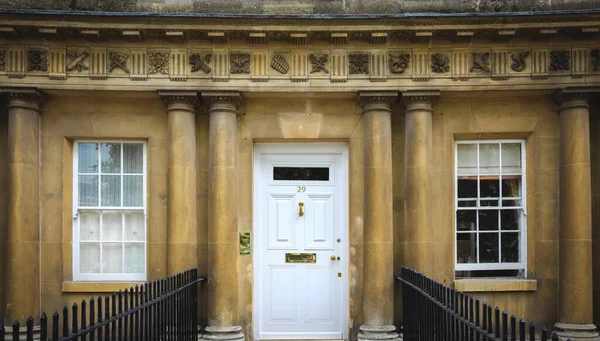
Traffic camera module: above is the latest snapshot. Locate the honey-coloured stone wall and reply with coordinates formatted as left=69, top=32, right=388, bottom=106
left=393, top=92, right=561, bottom=329
left=0, top=98, right=8, bottom=323
left=39, top=92, right=170, bottom=314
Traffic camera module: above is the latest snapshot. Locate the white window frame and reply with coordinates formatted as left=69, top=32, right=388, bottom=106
left=454, top=139, right=527, bottom=274
left=72, top=140, right=147, bottom=282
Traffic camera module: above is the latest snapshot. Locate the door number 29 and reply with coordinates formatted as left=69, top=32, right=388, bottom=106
left=297, top=186, right=306, bottom=193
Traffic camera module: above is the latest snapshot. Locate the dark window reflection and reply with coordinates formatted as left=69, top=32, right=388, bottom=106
left=273, top=167, right=329, bottom=181
left=501, top=233, right=520, bottom=262
left=479, top=233, right=499, bottom=263
left=458, top=179, right=477, bottom=198
left=456, top=233, right=477, bottom=264
left=480, top=179, right=499, bottom=198
left=478, top=210, right=498, bottom=231
left=501, top=210, right=520, bottom=230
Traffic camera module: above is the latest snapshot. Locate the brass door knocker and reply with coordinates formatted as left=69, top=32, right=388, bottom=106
left=298, top=202, right=304, bottom=217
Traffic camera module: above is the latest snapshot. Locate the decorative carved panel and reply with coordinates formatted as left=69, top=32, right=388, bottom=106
left=532, top=48, right=549, bottom=79
left=369, top=51, right=387, bottom=82
left=491, top=51, right=509, bottom=80
left=412, top=51, right=429, bottom=81
left=291, top=50, right=308, bottom=81
left=349, top=53, right=369, bottom=75
left=330, top=51, right=347, bottom=82
left=451, top=50, right=469, bottom=81
left=169, top=49, right=187, bottom=81
left=48, top=46, right=66, bottom=80
left=212, top=50, right=229, bottom=82
left=67, top=48, right=89, bottom=74
left=130, top=49, right=147, bottom=81
left=251, top=50, right=268, bottom=81
left=89, top=47, right=107, bottom=80
left=572, top=48, right=588, bottom=78
left=7, top=45, right=25, bottom=78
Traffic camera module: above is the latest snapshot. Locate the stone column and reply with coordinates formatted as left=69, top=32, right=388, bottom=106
left=2, top=88, right=44, bottom=327
left=402, top=91, right=439, bottom=275
left=554, top=88, right=600, bottom=341
left=358, top=91, right=400, bottom=341
left=201, top=91, right=244, bottom=341
left=158, top=91, right=199, bottom=275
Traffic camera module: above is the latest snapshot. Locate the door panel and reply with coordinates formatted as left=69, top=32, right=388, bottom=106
left=255, top=144, right=348, bottom=340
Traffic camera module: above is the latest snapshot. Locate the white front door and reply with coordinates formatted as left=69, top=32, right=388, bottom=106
left=254, top=143, right=348, bottom=340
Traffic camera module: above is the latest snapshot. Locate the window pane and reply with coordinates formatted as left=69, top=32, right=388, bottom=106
left=479, top=143, right=500, bottom=175
left=102, top=243, right=123, bottom=273
left=479, top=233, right=499, bottom=263
left=125, top=243, right=145, bottom=273
left=273, top=167, right=330, bottom=181
left=78, top=175, right=99, bottom=206
left=457, top=233, right=477, bottom=263
left=478, top=210, right=499, bottom=231
left=458, top=179, right=477, bottom=198
left=458, top=200, right=476, bottom=207
left=480, top=179, right=499, bottom=198
left=501, top=210, right=520, bottom=230
left=456, top=210, right=476, bottom=231
left=502, top=178, right=521, bottom=198
left=101, top=143, right=121, bottom=173
left=78, top=143, right=98, bottom=173
left=123, top=175, right=143, bottom=207
left=502, top=143, right=522, bottom=174
left=102, top=212, right=122, bottom=241
left=101, top=175, right=121, bottom=206
left=80, top=243, right=100, bottom=273
left=501, top=232, right=520, bottom=262
left=502, top=199, right=521, bottom=207
left=480, top=200, right=499, bottom=207
left=80, top=211, right=100, bottom=241
left=457, top=144, right=477, bottom=175
left=125, top=212, right=145, bottom=241
left=123, top=143, right=143, bottom=174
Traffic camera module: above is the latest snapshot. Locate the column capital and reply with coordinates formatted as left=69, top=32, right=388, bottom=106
left=401, top=90, right=440, bottom=114
left=358, top=91, right=398, bottom=113
left=1, top=87, right=46, bottom=112
left=157, top=90, right=199, bottom=113
left=553, top=87, right=600, bottom=113
left=201, top=91, right=242, bottom=108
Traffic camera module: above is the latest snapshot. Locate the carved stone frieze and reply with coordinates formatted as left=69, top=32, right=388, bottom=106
left=532, top=49, right=549, bottom=79
left=189, top=53, right=212, bottom=73
left=550, top=49, right=570, bottom=71
left=27, top=49, right=47, bottom=72
left=0, top=49, right=5, bottom=71
left=270, top=54, right=289, bottom=74
left=251, top=51, right=268, bottom=81
left=592, top=49, right=600, bottom=72
left=511, top=51, right=529, bottom=72
left=67, top=51, right=89, bottom=72
left=230, top=53, right=251, bottom=74
left=170, top=49, right=188, bottom=81
left=330, top=52, right=348, bottom=82
left=148, top=52, right=169, bottom=75
left=389, top=54, right=410, bottom=74
left=108, top=52, right=129, bottom=73
left=229, top=53, right=250, bottom=74
left=349, top=54, right=369, bottom=75
left=471, top=52, right=491, bottom=73
left=48, top=47, right=67, bottom=80
left=309, top=53, right=329, bottom=74
left=431, top=53, right=450, bottom=73
left=369, top=51, right=387, bottom=82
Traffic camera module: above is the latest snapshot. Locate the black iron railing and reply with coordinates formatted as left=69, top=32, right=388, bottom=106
left=397, top=266, right=565, bottom=341
left=0, top=269, right=206, bottom=341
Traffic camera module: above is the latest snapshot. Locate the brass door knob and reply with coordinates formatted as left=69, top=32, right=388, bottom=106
left=330, top=255, right=336, bottom=261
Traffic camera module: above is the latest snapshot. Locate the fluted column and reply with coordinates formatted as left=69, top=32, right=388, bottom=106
left=158, top=91, right=199, bottom=275
left=402, top=91, right=439, bottom=275
left=358, top=91, right=400, bottom=341
left=2, top=88, right=44, bottom=326
left=554, top=88, right=600, bottom=341
left=201, top=91, right=244, bottom=341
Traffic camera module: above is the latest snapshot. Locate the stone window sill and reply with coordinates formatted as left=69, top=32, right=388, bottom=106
left=62, top=281, right=145, bottom=293
left=453, top=279, right=537, bottom=292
